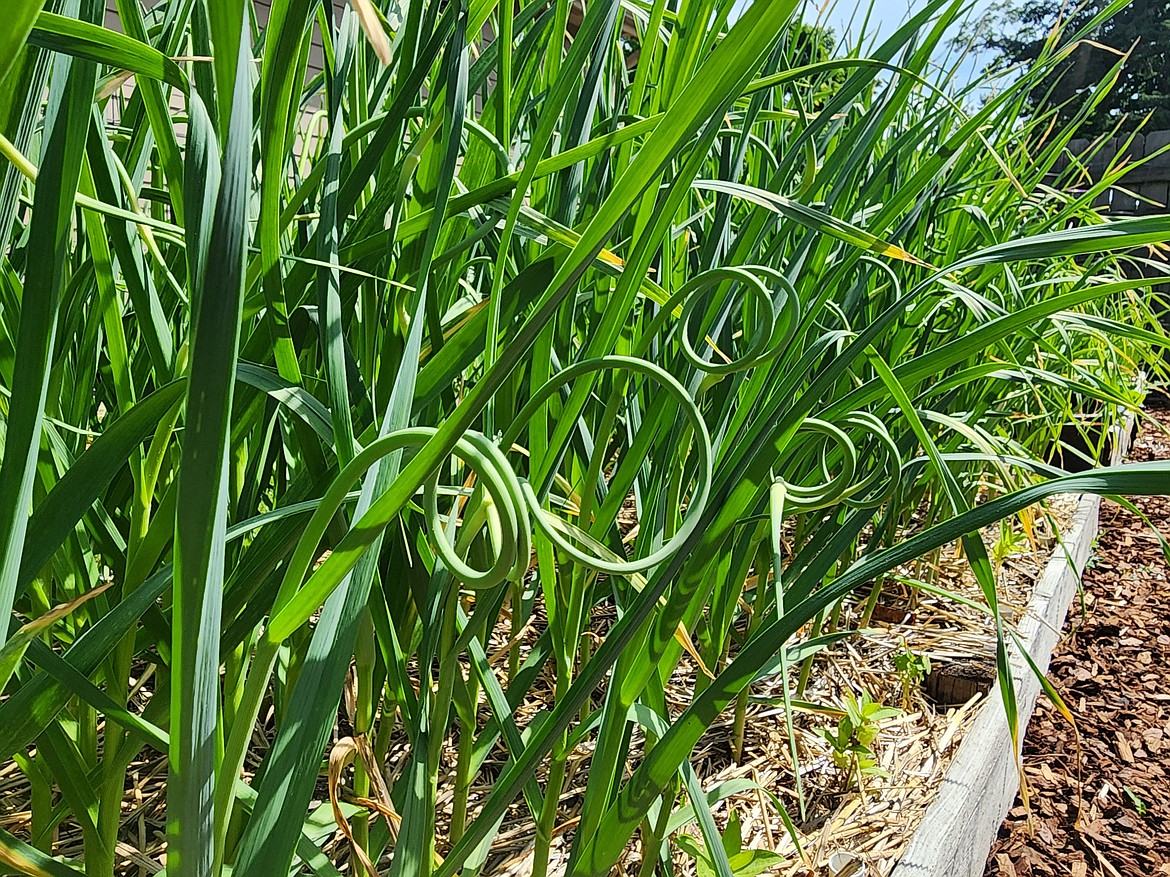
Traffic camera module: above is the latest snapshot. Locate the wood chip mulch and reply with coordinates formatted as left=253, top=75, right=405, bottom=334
left=984, top=406, right=1170, bottom=877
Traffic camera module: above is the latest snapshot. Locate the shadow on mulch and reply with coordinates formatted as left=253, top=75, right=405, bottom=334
left=985, top=408, right=1170, bottom=877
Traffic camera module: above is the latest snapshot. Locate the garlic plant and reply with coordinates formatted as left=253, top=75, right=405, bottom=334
left=0, top=0, right=1165, bottom=875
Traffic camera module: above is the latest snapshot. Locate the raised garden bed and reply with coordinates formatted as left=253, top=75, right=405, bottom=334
left=985, top=408, right=1170, bottom=877
left=678, top=415, right=1142, bottom=877
left=887, top=417, right=1138, bottom=877
left=0, top=407, right=1147, bottom=877
left=890, top=485, right=1103, bottom=877
left=0, top=472, right=1118, bottom=877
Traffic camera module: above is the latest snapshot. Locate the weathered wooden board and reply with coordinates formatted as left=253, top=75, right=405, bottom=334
left=890, top=491, right=1101, bottom=877
left=1054, top=130, right=1170, bottom=214
left=891, top=423, right=1132, bottom=877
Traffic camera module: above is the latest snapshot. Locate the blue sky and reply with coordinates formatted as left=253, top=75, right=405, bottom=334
left=809, top=0, right=1000, bottom=84
left=730, top=0, right=1003, bottom=87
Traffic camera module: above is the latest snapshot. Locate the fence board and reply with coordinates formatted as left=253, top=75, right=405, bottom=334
left=1054, top=129, right=1170, bottom=215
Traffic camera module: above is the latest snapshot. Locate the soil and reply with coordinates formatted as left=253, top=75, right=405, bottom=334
left=985, top=407, right=1170, bottom=877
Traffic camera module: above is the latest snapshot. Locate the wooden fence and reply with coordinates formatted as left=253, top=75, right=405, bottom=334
left=1051, top=130, right=1170, bottom=216
left=1053, top=130, right=1170, bottom=337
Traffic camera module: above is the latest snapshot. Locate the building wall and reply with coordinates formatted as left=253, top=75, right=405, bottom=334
left=102, top=0, right=343, bottom=87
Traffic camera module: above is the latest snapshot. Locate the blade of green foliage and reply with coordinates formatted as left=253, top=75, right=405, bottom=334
left=0, top=827, right=84, bottom=877
left=168, top=28, right=250, bottom=877
left=0, top=0, right=97, bottom=634
left=0, top=0, right=47, bottom=86
left=29, top=11, right=187, bottom=88
left=0, top=582, right=111, bottom=692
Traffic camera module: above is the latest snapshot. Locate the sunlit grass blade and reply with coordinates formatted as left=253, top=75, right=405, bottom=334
left=29, top=11, right=187, bottom=88
left=0, top=581, right=111, bottom=692
left=0, top=0, right=47, bottom=86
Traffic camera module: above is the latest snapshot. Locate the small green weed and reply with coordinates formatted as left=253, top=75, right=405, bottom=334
left=818, top=692, right=902, bottom=786
left=892, top=642, right=931, bottom=709
left=1124, top=786, right=1149, bottom=817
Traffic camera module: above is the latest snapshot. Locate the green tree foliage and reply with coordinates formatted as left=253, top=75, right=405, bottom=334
left=778, top=22, right=847, bottom=109
left=971, top=0, right=1170, bottom=135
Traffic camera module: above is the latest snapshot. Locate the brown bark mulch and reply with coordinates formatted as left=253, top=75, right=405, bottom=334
left=984, top=407, right=1170, bottom=877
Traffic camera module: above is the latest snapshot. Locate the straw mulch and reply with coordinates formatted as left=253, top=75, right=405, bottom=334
left=661, top=504, right=1075, bottom=877
left=467, top=499, right=1077, bottom=876
left=0, top=486, right=1081, bottom=877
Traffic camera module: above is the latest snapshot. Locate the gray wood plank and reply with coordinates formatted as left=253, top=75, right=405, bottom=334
left=891, top=423, right=1133, bottom=877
